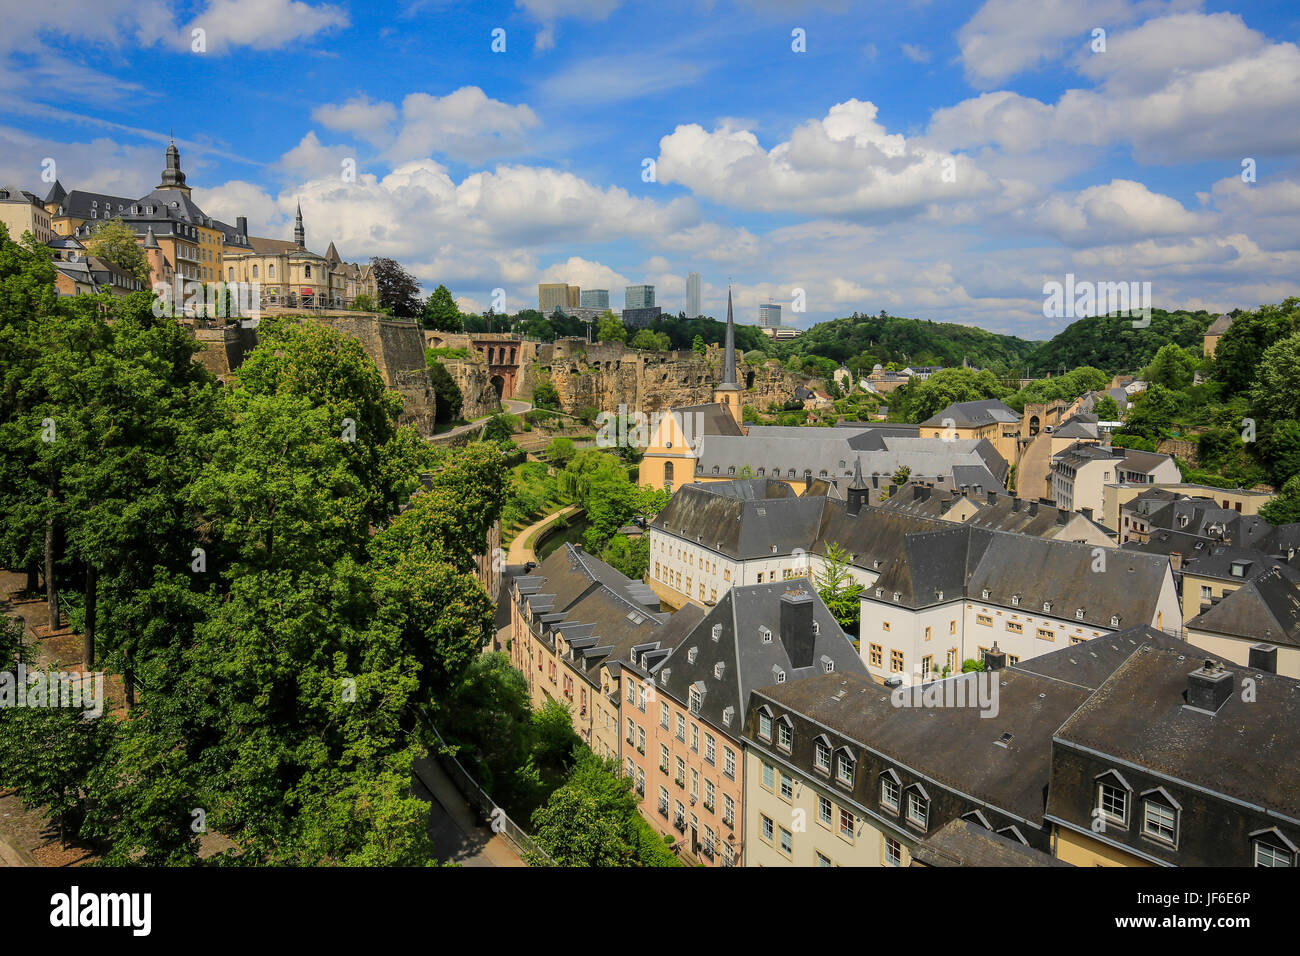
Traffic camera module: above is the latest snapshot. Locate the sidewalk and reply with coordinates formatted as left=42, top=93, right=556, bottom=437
left=506, top=504, right=580, bottom=565
left=411, top=756, right=524, bottom=867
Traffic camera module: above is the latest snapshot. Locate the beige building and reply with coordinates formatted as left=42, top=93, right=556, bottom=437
left=1203, top=313, right=1233, bottom=357
left=1103, top=482, right=1275, bottom=533
left=1051, top=444, right=1179, bottom=518
left=538, top=283, right=580, bottom=314
left=0, top=184, right=55, bottom=244
left=1184, top=567, right=1300, bottom=678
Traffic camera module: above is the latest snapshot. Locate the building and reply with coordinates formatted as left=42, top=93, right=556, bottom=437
left=759, top=302, right=781, bottom=328
left=1203, top=313, right=1233, bottom=357
left=920, top=399, right=1022, bottom=470
left=0, top=184, right=55, bottom=244
left=1103, top=482, right=1277, bottom=533
left=1046, top=645, right=1300, bottom=866
left=1051, top=443, right=1179, bottom=516
left=1184, top=567, right=1300, bottom=677
left=860, top=524, right=1180, bottom=684
left=632, top=579, right=867, bottom=865
left=625, top=284, right=655, bottom=309
left=759, top=325, right=802, bottom=341
left=538, top=283, right=579, bottom=314
left=52, top=254, right=145, bottom=298
left=621, top=305, right=662, bottom=328
left=686, top=272, right=701, bottom=318
left=580, top=288, right=608, bottom=309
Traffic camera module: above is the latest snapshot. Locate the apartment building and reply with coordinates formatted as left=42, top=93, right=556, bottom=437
left=880, top=483, right=1115, bottom=549
left=920, top=398, right=1022, bottom=466
left=0, top=184, right=55, bottom=244
left=1051, top=443, right=1179, bottom=515
left=860, top=525, right=1180, bottom=685
left=1184, top=567, right=1300, bottom=678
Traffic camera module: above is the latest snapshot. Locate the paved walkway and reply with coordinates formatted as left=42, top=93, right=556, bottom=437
left=434, top=399, right=532, bottom=443
left=506, top=504, right=580, bottom=566
left=411, top=756, right=524, bottom=867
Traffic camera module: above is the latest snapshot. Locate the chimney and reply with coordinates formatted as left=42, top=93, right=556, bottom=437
left=1056, top=508, right=1068, bottom=525
left=1249, top=644, right=1278, bottom=675
left=1012, top=498, right=1021, bottom=513
left=1081, top=507, right=1094, bottom=521
left=1169, top=552, right=1182, bottom=573
left=1186, top=659, right=1232, bottom=713
left=984, top=642, right=1006, bottom=672
left=919, top=486, right=932, bottom=502
left=236, top=215, right=247, bottom=238
left=779, top=590, right=816, bottom=669
left=987, top=490, right=997, bottom=506
left=1028, top=501, right=1039, bottom=516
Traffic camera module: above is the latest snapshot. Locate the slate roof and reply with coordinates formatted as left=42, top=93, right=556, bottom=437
left=870, top=525, right=1172, bottom=629
left=911, top=819, right=1071, bottom=867
left=920, top=398, right=1020, bottom=428
left=1050, top=642, right=1300, bottom=819
left=811, top=499, right=950, bottom=571
left=1206, top=313, right=1233, bottom=336
left=649, top=579, right=867, bottom=728
left=653, top=481, right=828, bottom=560
left=670, top=402, right=745, bottom=438
left=1185, top=566, right=1300, bottom=648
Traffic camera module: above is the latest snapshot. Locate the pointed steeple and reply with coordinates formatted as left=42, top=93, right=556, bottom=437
left=846, top=456, right=870, bottom=516
left=157, top=139, right=189, bottom=195
left=722, top=285, right=737, bottom=387
left=143, top=226, right=159, bottom=249
left=294, top=201, right=305, bottom=248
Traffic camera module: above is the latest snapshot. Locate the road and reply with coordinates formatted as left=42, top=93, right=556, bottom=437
left=507, top=504, right=581, bottom=566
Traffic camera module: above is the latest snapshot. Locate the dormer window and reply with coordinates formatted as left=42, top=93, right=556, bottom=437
left=772, top=666, right=786, bottom=683
left=982, top=589, right=990, bottom=600
left=713, top=662, right=725, bottom=679
left=1043, top=601, right=1052, bottom=613
left=660, top=667, right=670, bottom=684
left=1110, top=615, right=1120, bottom=627
left=711, top=623, right=722, bottom=642
left=1076, top=608, right=1085, bottom=620
left=759, top=626, right=772, bottom=644
left=722, top=705, right=734, bottom=727
left=758, top=707, right=773, bottom=740
left=776, top=717, right=793, bottom=751
left=814, top=737, right=831, bottom=774
left=836, top=750, right=855, bottom=786
left=1011, top=594, right=1020, bottom=607
left=688, top=647, right=698, bottom=664
left=892, top=591, right=900, bottom=602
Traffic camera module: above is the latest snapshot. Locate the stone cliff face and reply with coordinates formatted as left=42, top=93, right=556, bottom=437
left=187, top=313, right=438, bottom=438
left=517, top=338, right=814, bottom=415
left=441, top=357, right=501, bottom=421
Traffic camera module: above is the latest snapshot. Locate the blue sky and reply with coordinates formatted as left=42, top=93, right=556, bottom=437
left=2, top=0, right=1299, bottom=339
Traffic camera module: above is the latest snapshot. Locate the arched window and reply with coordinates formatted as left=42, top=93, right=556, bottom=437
left=664, top=460, right=674, bottom=492
left=252, top=265, right=258, bottom=278
left=304, top=265, right=311, bottom=277
left=228, top=267, right=234, bottom=281
left=268, top=264, right=275, bottom=278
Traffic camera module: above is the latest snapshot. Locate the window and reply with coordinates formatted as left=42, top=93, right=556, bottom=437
left=626, top=717, right=634, bottom=744
left=660, top=701, right=669, bottom=730
left=1006, top=621, right=1023, bottom=634
left=818, top=795, right=833, bottom=825
left=839, top=807, right=855, bottom=839
left=814, top=739, right=831, bottom=774
left=627, top=682, right=635, bottom=704
left=777, top=719, right=793, bottom=751
left=1098, top=780, right=1129, bottom=827
left=760, top=814, right=774, bottom=842
left=816, top=852, right=832, bottom=867
left=885, top=837, right=902, bottom=867
left=690, top=769, right=699, bottom=799
left=724, top=748, right=736, bottom=780
left=762, top=763, right=775, bottom=790
left=1037, top=627, right=1054, bottom=640
left=779, top=827, right=793, bottom=855
left=690, top=724, right=699, bottom=752
left=907, top=790, right=929, bottom=829
left=637, top=685, right=647, bottom=712
left=659, top=744, right=669, bottom=772
left=880, top=774, right=900, bottom=813
left=723, top=794, right=735, bottom=827
left=637, top=727, right=646, bottom=752
left=870, top=644, right=883, bottom=667
left=1254, top=840, right=1293, bottom=867
left=1143, top=799, right=1177, bottom=846
left=890, top=650, right=904, bottom=672
left=304, top=265, right=311, bottom=277
left=704, top=779, right=715, bottom=812
left=780, top=772, right=794, bottom=801
left=676, top=714, right=686, bottom=742
left=921, top=655, right=932, bottom=680
left=882, top=622, right=891, bottom=632
left=758, top=711, right=773, bottom=740
left=924, top=625, right=931, bottom=641
left=977, top=614, right=992, bottom=626
left=836, top=751, right=855, bottom=787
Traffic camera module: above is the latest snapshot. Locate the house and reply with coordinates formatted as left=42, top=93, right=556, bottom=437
left=920, top=398, right=1022, bottom=465
left=1203, top=313, right=1233, bottom=357
left=1184, top=567, right=1300, bottom=678
left=1051, top=443, right=1179, bottom=516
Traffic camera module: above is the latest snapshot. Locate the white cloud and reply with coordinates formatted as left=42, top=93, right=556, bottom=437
left=516, top=0, right=621, bottom=50
left=657, top=100, right=1000, bottom=217
left=276, top=132, right=357, bottom=182
left=312, top=96, right=399, bottom=147
left=539, top=52, right=711, bottom=104
left=538, top=256, right=629, bottom=292
left=184, top=0, right=348, bottom=53
left=901, top=43, right=930, bottom=64
left=1022, top=179, right=1211, bottom=245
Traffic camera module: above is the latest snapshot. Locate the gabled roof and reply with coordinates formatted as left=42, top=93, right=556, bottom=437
left=911, top=819, right=1070, bottom=867
left=1206, top=313, right=1233, bottom=335
left=1186, top=566, right=1300, bottom=648
left=653, top=481, right=827, bottom=560
left=921, top=398, right=1020, bottom=429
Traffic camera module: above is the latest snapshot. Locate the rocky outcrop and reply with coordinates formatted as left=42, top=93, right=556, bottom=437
left=517, top=338, right=814, bottom=415
left=442, top=358, right=500, bottom=421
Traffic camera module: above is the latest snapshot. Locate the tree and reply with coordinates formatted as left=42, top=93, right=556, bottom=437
left=813, top=542, right=862, bottom=633
left=422, top=284, right=462, bottom=331
left=631, top=329, right=670, bottom=351
left=482, top=413, right=516, bottom=443
left=84, top=217, right=151, bottom=284
left=601, top=534, right=648, bottom=579
left=370, top=257, right=422, bottom=318
left=1094, top=394, right=1121, bottom=419
left=692, top=335, right=707, bottom=356
left=597, top=312, right=627, bottom=344
left=546, top=437, right=576, bottom=467
left=1261, top=475, right=1300, bottom=524
left=1143, top=343, right=1197, bottom=391
left=532, top=379, right=560, bottom=410
left=351, top=292, right=377, bottom=312
left=427, top=360, right=464, bottom=424
left=1250, top=333, right=1300, bottom=423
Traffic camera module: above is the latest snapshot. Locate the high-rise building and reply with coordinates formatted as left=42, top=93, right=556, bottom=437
left=539, top=283, right=570, bottom=314
left=625, top=284, right=655, bottom=309
left=567, top=284, right=581, bottom=309
left=759, top=302, right=781, bottom=328
left=686, top=272, right=701, bottom=318
left=581, top=288, right=609, bottom=309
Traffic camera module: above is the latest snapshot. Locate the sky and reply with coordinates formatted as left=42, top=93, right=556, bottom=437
left=1, top=0, right=1298, bottom=340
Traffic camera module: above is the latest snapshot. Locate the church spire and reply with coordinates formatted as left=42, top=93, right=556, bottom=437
left=156, top=138, right=190, bottom=196
left=294, top=201, right=305, bottom=248
left=722, top=284, right=737, bottom=387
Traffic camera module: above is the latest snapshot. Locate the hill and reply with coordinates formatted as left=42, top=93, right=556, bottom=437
left=784, top=313, right=1040, bottom=373
left=1026, top=309, right=1215, bottom=375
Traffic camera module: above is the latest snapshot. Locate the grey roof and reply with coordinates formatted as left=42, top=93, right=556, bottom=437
left=1050, top=642, right=1300, bottom=819
left=871, top=525, right=1172, bottom=629
left=921, top=398, right=1020, bottom=428
left=812, top=499, right=950, bottom=571
left=1186, top=566, right=1300, bottom=648
left=653, top=482, right=828, bottom=560
left=911, top=819, right=1071, bottom=867
left=650, top=579, right=867, bottom=729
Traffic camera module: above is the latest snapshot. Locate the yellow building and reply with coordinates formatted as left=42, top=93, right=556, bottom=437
left=1203, top=313, right=1233, bottom=357
left=0, top=184, right=55, bottom=244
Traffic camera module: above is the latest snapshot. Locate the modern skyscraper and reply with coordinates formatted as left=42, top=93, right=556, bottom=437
left=580, top=288, right=609, bottom=309
left=539, top=283, right=574, bottom=314
left=686, top=272, right=701, bottom=318
left=759, top=302, right=781, bottom=328
left=625, top=284, right=655, bottom=309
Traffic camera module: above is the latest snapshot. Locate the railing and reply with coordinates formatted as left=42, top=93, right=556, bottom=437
left=418, top=712, right=555, bottom=866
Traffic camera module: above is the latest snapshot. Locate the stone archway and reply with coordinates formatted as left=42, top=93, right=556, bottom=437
left=491, top=374, right=506, bottom=400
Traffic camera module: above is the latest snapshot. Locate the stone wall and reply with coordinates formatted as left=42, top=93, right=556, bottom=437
left=517, top=338, right=813, bottom=415
left=187, top=313, right=439, bottom=438
left=443, top=359, right=501, bottom=421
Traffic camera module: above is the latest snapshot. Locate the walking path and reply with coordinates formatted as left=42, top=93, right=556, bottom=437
left=434, top=399, right=531, bottom=442
left=506, top=504, right=580, bottom=566
left=411, top=756, right=524, bottom=867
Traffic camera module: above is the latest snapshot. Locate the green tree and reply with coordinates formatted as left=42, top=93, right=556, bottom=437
left=370, top=256, right=423, bottom=318
left=84, top=217, right=151, bottom=284
left=351, top=292, right=377, bottom=312
left=597, top=312, right=627, bottom=344
left=1261, top=474, right=1300, bottom=524
left=692, top=335, right=707, bottom=355
left=1143, top=343, right=1198, bottom=391
left=427, top=360, right=464, bottom=424
left=1250, top=333, right=1300, bottom=423
left=532, top=379, right=561, bottom=410
left=546, top=437, right=576, bottom=467
left=422, top=284, right=462, bottom=331
left=631, top=329, right=670, bottom=351
left=813, top=542, right=863, bottom=633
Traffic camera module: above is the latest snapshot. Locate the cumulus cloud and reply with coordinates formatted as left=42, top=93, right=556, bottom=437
left=312, top=96, right=399, bottom=147
left=1021, top=179, right=1211, bottom=245
left=657, top=100, right=1000, bottom=218
left=184, top=0, right=348, bottom=53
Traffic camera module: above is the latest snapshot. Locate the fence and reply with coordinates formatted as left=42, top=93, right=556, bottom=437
left=418, top=712, right=555, bottom=866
